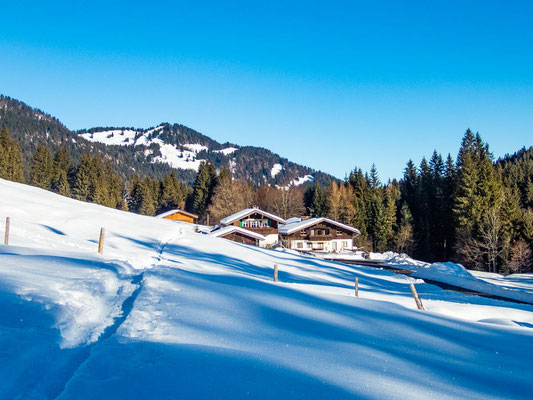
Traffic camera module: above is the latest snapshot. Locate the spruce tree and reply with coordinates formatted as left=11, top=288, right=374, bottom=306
left=73, top=153, right=94, bottom=201
left=30, top=145, right=53, bottom=189
left=191, top=161, right=217, bottom=221
left=52, top=147, right=72, bottom=194
left=53, top=169, right=71, bottom=196
left=369, top=164, right=381, bottom=189
left=442, top=154, right=457, bottom=259
left=311, top=183, right=327, bottom=217
left=128, top=175, right=156, bottom=215
left=0, top=126, right=25, bottom=183
left=158, top=172, right=185, bottom=213
left=366, top=192, right=388, bottom=251
left=454, top=131, right=504, bottom=271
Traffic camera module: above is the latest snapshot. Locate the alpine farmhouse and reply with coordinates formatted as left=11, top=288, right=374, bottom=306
left=219, top=208, right=287, bottom=247
left=156, top=209, right=199, bottom=224
left=279, top=217, right=360, bottom=252
left=209, top=226, right=265, bottom=246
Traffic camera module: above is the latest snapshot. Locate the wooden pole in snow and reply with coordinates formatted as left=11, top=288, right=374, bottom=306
left=409, top=283, right=425, bottom=310
left=98, top=227, right=105, bottom=254
left=4, top=217, right=10, bottom=245
left=273, top=264, right=278, bottom=282
left=355, top=277, right=359, bottom=297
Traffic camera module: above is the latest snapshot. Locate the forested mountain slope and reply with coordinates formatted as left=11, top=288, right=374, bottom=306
left=0, top=95, right=334, bottom=186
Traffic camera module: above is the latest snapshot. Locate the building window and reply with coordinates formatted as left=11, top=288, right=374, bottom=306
left=297, top=242, right=303, bottom=249
left=242, top=218, right=270, bottom=228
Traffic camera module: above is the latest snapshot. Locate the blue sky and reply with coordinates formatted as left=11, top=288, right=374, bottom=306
left=1, top=1, right=532, bottom=180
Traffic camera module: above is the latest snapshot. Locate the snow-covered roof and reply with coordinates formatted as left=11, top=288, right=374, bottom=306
left=209, top=226, right=266, bottom=240
left=220, top=208, right=287, bottom=226
left=156, top=209, right=199, bottom=219
left=285, top=217, right=302, bottom=224
left=279, top=217, right=360, bottom=235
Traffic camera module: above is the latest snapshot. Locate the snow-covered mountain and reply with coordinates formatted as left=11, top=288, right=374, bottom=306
left=0, top=95, right=334, bottom=185
left=1, top=178, right=533, bottom=399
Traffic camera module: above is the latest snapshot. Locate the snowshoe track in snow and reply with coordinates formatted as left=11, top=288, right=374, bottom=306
left=52, top=233, right=181, bottom=399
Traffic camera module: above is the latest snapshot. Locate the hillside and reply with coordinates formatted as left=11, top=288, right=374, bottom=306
left=0, top=95, right=334, bottom=186
left=1, top=178, right=533, bottom=399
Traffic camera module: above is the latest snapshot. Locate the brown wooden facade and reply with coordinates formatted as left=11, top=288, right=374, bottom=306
left=280, top=220, right=353, bottom=243
left=218, top=230, right=259, bottom=246
left=162, top=210, right=198, bottom=224
left=228, top=212, right=281, bottom=235
left=280, top=221, right=354, bottom=250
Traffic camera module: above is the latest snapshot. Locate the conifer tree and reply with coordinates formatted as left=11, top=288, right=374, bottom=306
left=443, top=154, right=456, bottom=242
left=217, top=166, right=232, bottom=186
left=366, top=191, right=388, bottom=251
left=311, top=183, right=327, bottom=216
left=30, top=144, right=53, bottom=189
left=52, top=147, right=72, bottom=194
left=0, top=126, right=25, bottom=183
left=53, top=169, right=71, bottom=197
left=369, top=164, right=381, bottom=189
left=454, top=131, right=504, bottom=270
left=383, top=183, right=399, bottom=248
left=158, top=172, right=185, bottom=213
left=191, top=161, right=217, bottom=221
left=128, top=175, right=156, bottom=215
left=53, top=147, right=71, bottom=174
left=349, top=168, right=370, bottom=243
left=73, top=153, right=94, bottom=201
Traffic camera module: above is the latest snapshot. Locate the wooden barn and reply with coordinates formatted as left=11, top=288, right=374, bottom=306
left=156, top=209, right=199, bottom=224
left=209, top=226, right=266, bottom=246
left=279, top=217, right=359, bottom=253
left=220, top=208, right=286, bottom=247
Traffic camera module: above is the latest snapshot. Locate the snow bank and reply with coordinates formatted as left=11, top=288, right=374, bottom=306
left=414, top=262, right=533, bottom=304
left=379, top=252, right=533, bottom=304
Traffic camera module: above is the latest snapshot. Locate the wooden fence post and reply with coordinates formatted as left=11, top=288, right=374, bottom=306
left=98, top=227, right=105, bottom=254
left=355, top=277, right=359, bottom=297
left=4, top=217, right=10, bottom=245
left=273, top=264, right=278, bottom=282
left=409, top=283, right=425, bottom=310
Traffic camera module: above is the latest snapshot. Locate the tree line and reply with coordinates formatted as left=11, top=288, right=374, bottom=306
left=304, top=129, right=532, bottom=274
left=1, top=125, right=532, bottom=273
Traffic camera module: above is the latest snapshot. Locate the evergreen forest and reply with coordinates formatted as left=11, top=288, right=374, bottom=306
left=1, top=125, right=532, bottom=273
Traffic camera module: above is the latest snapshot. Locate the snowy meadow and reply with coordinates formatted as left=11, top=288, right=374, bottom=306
left=1, top=178, right=532, bottom=399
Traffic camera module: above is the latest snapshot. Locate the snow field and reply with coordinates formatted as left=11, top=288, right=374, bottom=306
left=1, top=178, right=533, bottom=399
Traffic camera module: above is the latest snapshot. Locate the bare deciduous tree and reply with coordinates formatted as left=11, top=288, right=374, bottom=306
left=394, top=223, right=415, bottom=255
left=208, top=179, right=255, bottom=224
left=456, top=208, right=503, bottom=272
left=508, top=240, right=533, bottom=273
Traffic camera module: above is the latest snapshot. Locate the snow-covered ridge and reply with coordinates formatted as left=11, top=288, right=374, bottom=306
left=77, top=125, right=316, bottom=182
left=79, top=125, right=205, bottom=171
